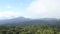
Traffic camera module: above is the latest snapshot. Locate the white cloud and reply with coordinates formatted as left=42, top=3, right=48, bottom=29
left=0, top=0, right=60, bottom=19
left=26, top=0, right=60, bottom=18
left=0, top=11, right=30, bottom=19
left=0, top=11, right=18, bottom=19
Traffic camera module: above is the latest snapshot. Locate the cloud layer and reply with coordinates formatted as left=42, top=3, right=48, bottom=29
left=26, top=0, right=60, bottom=18
left=0, top=0, right=60, bottom=19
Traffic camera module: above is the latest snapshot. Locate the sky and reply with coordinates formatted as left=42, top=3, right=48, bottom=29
left=0, top=0, right=60, bottom=19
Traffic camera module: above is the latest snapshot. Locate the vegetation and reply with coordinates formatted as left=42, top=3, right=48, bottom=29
left=0, top=25, right=60, bottom=34
left=0, top=18, right=60, bottom=34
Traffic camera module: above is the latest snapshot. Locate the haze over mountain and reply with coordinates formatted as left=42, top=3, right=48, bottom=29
left=0, top=0, right=60, bottom=34
left=0, top=17, right=31, bottom=25
left=0, top=17, right=60, bottom=28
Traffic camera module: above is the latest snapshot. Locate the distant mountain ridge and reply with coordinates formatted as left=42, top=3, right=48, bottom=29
left=0, top=17, right=31, bottom=25
left=0, top=17, right=60, bottom=27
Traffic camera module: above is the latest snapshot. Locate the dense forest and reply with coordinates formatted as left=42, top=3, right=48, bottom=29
left=0, top=17, right=60, bottom=34
left=0, top=25, right=60, bottom=34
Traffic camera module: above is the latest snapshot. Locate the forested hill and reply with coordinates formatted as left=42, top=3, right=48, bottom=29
left=0, top=17, right=60, bottom=28
left=0, top=17, right=60, bottom=34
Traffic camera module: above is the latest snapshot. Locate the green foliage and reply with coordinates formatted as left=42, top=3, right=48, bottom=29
left=0, top=25, right=60, bottom=34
